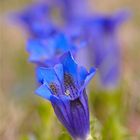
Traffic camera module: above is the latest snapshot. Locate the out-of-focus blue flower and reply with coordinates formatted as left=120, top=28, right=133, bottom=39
left=35, top=52, right=96, bottom=139
left=15, top=2, right=55, bottom=38
left=83, top=10, right=130, bottom=89
left=14, top=0, right=91, bottom=38
left=27, top=33, right=77, bottom=67
left=52, top=0, right=92, bottom=22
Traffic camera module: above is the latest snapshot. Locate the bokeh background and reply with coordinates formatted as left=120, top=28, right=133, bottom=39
left=0, top=0, right=140, bottom=140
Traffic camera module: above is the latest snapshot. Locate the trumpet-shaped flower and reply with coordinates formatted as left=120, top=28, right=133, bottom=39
left=83, top=10, right=130, bottom=89
left=35, top=52, right=96, bottom=139
left=27, top=33, right=77, bottom=67
left=15, top=2, right=55, bottom=38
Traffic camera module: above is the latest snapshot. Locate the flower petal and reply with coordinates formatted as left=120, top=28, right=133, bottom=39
left=27, top=39, right=55, bottom=63
left=54, top=64, right=64, bottom=85
left=79, top=90, right=90, bottom=132
left=35, top=84, right=52, bottom=101
left=70, top=96, right=89, bottom=139
left=51, top=97, right=75, bottom=137
left=36, top=67, right=59, bottom=84
left=60, top=52, right=78, bottom=83
left=80, top=68, right=96, bottom=92
left=37, top=67, right=65, bottom=96
left=78, top=66, right=88, bottom=85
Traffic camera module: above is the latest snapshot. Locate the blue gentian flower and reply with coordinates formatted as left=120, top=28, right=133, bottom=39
left=27, top=33, right=79, bottom=84
left=35, top=52, right=96, bottom=139
left=27, top=33, right=77, bottom=67
left=83, top=10, right=130, bottom=89
left=15, top=2, right=55, bottom=38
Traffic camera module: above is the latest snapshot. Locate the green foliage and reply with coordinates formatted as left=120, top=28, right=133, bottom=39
left=89, top=87, right=130, bottom=140
left=89, top=88, right=125, bottom=122
left=102, top=115, right=128, bottom=140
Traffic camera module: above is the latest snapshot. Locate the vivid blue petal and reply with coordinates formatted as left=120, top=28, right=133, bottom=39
left=27, top=39, right=48, bottom=62
left=36, top=67, right=44, bottom=84
left=54, top=64, right=64, bottom=85
left=78, top=66, right=88, bottom=85
left=60, top=52, right=78, bottom=83
left=52, top=33, right=77, bottom=55
left=35, top=84, right=52, bottom=100
left=54, top=33, right=70, bottom=51
left=37, top=67, right=59, bottom=85
left=84, top=67, right=96, bottom=86
left=26, top=32, right=79, bottom=66
left=60, top=52, right=80, bottom=99
left=80, top=68, right=96, bottom=92
left=27, top=38, right=56, bottom=64
left=37, top=67, right=65, bottom=96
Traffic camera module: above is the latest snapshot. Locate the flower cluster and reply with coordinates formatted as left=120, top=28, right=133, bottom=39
left=14, top=0, right=129, bottom=139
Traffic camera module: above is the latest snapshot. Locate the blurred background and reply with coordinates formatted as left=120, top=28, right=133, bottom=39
left=0, top=0, right=140, bottom=140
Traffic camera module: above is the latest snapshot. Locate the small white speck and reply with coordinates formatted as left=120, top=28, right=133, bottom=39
left=65, top=89, right=70, bottom=96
